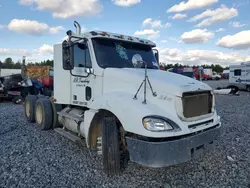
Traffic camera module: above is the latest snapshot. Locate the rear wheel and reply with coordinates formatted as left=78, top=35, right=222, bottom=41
left=102, top=116, right=122, bottom=175
left=49, top=97, right=62, bottom=129
left=35, top=98, right=53, bottom=130
left=24, top=95, right=37, bottom=123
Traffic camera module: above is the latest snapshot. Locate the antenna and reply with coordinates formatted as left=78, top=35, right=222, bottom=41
left=133, top=61, right=157, bottom=104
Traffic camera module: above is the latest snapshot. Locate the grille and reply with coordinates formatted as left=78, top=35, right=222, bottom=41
left=182, top=91, right=213, bottom=118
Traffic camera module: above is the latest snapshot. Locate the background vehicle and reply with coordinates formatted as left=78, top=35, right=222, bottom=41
left=203, top=69, right=212, bottom=80
left=193, top=67, right=204, bottom=80
left=0, top=63, right=53, bottom=102
left=23, top=21, right=221, bottom=175
left=227, top=62, right=250, bottom=92
left=222, top=70, right=229, bottom=79
left=212, top=72, right=221, bottom=80
left=167, top=67, right=196, bottom=79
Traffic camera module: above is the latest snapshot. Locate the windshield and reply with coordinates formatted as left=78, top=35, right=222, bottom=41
left=91, top=38, right=159, bottom=69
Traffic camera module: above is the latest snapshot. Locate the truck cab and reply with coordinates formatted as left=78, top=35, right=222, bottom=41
left=24, top=21, right=221, bottom=175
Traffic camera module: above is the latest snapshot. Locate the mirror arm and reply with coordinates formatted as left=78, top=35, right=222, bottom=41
left=153, top=48, right=159, bottom=66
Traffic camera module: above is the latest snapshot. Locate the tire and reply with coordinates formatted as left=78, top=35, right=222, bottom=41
left=246, top=85, right=250, bottom=92
left=20, top=88, right=29, bottom=100
left=102, top=116, right=121, bottom=175
left=49, top=97, right=62, bottom=129
left=227, top=85, right=239, bottom=95
left=24, top=95, right=37, bottom=123
left=35, top=98, right=53, bottom=130
left=12, top=95, right=24, bottom=104
left=227, top=85, right=239, bottom=91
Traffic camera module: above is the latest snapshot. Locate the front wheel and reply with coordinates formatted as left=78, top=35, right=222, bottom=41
left=102, top=116, right=122, bottom=175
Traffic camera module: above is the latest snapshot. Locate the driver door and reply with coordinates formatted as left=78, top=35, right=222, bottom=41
left=71, top=42, right=94, bottom=107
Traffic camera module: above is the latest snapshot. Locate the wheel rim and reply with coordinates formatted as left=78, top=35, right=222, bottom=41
left=25, top=102, right=30, bottom=117
left=36, top=104, right=43, bottom=124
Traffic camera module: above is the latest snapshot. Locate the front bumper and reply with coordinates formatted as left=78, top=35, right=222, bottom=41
left=125, top=124, right=221, bottom=168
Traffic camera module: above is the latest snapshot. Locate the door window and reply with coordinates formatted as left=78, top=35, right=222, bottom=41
left=74, top=43, right=92, bottom=68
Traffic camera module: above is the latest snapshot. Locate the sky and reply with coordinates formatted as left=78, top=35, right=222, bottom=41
left=0, top=0, right=250, bottom=67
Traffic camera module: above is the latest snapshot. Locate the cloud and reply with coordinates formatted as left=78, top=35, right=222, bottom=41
left=160, top=40, right=168, bottom=43
left=0, top=44, right=53, bottom=59
left=167, top=0, right=219, bottom=13
left=33, top=44, right=53, bottom=55
left=19, top=0, right=103, bottom=19
left=0, top=48, right=31, bottom=56
left=229, top=21, right=246, bottom=28
left=134, top=29, right=160, bottom=40
left=216, top=30, right=250, bottom=50
left=19, top=0, right=33, bottom=5
left=216, top=28, right=225, bottom=32
left=181, top=29, right=214, bottom=44
left=142, top=18, right=171, bottom=29
left=7, top=19, right=64, bottom=35
left=49, top=26, right=65, bottom=34
left=188, top=5, right=238, bottom=27
left=170, top=13, right=187, bottom=20
left=112, top=0, right=141, bottom=7
left=24, top=56, right=37, bottom=62
left=159, top=47, right=250, bottom=66
left=168, top=37, right=182, bottom=43
left=0, top=25, right=5, bottom=29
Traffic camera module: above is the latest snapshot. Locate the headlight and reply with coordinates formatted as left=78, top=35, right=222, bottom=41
left=142, top=116, right=175, bottom=132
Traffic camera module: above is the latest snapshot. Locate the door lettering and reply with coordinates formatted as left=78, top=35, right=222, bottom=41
left=73, top=77, right=90, bottom=84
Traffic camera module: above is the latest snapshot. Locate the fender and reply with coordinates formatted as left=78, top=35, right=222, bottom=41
left=86, top=91, right=191, bottom=139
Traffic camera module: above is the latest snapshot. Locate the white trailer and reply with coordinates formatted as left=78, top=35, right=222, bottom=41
left=0, top=69, right=21, bottom=77
left=228, top=62, right=250, bottom=92
left=23, top=21, right=221, bottom=175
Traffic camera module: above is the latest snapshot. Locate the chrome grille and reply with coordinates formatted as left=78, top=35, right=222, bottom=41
left=182, top=91, right=213, bottom=118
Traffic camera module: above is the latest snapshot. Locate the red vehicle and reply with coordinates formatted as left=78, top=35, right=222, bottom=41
left=202, top=69, right=212, bottom=80
left=193, top=68, right=204, bottom=80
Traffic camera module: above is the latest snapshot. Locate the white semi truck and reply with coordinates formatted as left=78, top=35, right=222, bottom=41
left=24, top=21, right=222, bottom=175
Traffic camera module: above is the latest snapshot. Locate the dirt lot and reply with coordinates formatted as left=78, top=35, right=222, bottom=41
left=0, top=79, right=250, bottom=188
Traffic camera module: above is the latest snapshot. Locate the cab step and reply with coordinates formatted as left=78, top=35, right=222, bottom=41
left=54, top=128, right=83, bottom=144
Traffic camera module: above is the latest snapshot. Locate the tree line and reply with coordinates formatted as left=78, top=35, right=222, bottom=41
left=1, top=57, right=228, bottom=73
left=159, top=63, right=228, bottom=73
left=0, top=57, right=53, bottom=69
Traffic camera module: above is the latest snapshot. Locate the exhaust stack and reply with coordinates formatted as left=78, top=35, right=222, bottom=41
left=74, top=21, right=81, bottom=35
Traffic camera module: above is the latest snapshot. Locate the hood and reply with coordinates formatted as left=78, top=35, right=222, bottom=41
left=103, top=68, right=212, bottom=96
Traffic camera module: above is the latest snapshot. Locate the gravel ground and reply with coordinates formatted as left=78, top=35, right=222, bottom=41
left=203, top=79, right=230, bottom=89
left=0, top=80, right=250, bottom=188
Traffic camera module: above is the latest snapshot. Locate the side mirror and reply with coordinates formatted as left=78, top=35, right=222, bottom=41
left=153, top=49, right=159, bottom=65
left=62, top=40, right=74, bottom=70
